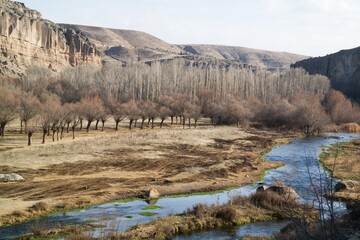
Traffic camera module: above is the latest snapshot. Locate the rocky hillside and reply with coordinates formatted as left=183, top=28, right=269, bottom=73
left=178, top=44, right=307, bottom=69
left=60, top=24, right=306, bottom=69
left=60, top=24, right=183, bottom=64
left=292, top=47, right=360, bottom=101
left=0, top=0, right=308, bottom=78
left=0, top=0, right=101, bottom=77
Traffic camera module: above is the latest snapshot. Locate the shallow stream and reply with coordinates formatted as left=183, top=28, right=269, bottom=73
left=1, top=132, right=359, bottom=240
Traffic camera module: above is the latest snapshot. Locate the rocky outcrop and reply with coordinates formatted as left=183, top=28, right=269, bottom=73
left=291, top=47, right=360, bottom=101
left=0, top=0, right=101, bottom=77
left=60, top=24, right=183, bottom=64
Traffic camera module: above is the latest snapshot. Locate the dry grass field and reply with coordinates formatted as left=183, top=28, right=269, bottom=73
left=321, top=139, right=360, bottom=202
left=0, top=120, right=295, bottom=226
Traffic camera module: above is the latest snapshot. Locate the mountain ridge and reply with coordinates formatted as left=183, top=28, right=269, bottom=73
left=59, top=24, right=307, bottom=69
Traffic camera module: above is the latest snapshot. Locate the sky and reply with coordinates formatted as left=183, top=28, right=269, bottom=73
left=19, top=0, right=360, bottom=57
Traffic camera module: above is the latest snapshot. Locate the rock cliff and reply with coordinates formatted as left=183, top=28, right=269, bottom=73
left=59, top=24, right=183, bottom=64
left=292, top=47, right=360, bottom=101
left=0, top=0, right=101, bottom=77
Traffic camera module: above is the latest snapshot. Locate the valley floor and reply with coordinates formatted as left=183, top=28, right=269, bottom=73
left=0, top=122, right=296, bottom=226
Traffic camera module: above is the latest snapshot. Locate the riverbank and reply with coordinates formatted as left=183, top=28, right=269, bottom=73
left=17, top=190, right=316, bottom=240
left=320, top=139, right=360, bottom=202
left=0, top=125, right=298, bottom=226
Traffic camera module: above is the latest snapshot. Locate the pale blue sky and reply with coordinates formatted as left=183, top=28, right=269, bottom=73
left=20, top=0, right=360, bottom=56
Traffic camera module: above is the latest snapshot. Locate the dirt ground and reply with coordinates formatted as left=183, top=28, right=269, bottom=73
left=0, top=121, right=295, bottom=226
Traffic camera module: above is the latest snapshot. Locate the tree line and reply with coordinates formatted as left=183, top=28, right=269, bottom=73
left=1, top=59, right=360, bottom=145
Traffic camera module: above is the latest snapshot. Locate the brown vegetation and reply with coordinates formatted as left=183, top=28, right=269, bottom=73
left=321, top=140, right=360, bottom=202
left=0, top=126, right=294, bottom=226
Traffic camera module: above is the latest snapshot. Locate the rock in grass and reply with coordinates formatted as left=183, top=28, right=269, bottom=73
left=257, top=183, right=299, bottom=199
left=335, top=181, right=356, bottom=192
left=0, top=173, right=25, bottom=181
left=256, top=185, right=269, bottom=192
left=146, top=188, right=160, bottom=199
left=267, top=185, right=299, bottom=199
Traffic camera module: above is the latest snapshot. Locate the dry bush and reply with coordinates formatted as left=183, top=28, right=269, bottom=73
left=31, top=201, right=49, bottom=212
left=231, top=194, right=251, bottom=205
left=11, top=210, right=28, bottom=218
left=30, top=221, right=49, bottom=237
left=249, top=190, right=296, bottom=211
left=213, top=205, right=237, bottom=222
left=68, top=232, right=93, bottom=240
left=340, top=123, right=360, bottom=133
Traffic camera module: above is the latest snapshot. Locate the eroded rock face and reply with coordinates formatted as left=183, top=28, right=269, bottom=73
left=291, top=47, right=360, bottom=101
left=0, top=0, right=101, bottom=77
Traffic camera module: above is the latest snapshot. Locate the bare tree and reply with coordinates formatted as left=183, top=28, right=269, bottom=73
left=290, top=93, right=329, bottom=135
left=0, top=86, right=19, bottom=136
left=19, top=94, right=40, bottom=134
left=123, top=100, right=140, bottom=130
left=109, top=101, right=125, bottom=131
left=158, top=106, right=171, bottom=128
left=80, top=96, right=104, bottom=132
left=324, top=89, right=356, bottom=124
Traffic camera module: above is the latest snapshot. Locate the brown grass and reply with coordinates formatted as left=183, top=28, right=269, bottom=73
left=321, top=139, right=360, bottom=202
left=0, top=124, right=297, bottom=226
left=340, top=123, right=360, bottom=133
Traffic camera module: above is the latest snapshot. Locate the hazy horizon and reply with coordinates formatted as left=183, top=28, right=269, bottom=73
left=18, top=0, right=360, bottom=57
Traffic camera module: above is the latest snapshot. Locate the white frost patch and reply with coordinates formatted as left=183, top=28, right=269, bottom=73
left=0, top=173, right=25, bottom=181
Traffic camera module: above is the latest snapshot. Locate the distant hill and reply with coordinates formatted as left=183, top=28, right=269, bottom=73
left=178, top=44, right=307, bottom=70
left=59, top=24, right=183, bottom=64
left=292, top=47, right=360, bottom=101
left=0, top=0, right=309, bottom=78
left=59, top=24, right=307, bottom=69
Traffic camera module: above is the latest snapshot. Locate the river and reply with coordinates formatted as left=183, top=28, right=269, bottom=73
left=0, top=132, right=359, bottom=240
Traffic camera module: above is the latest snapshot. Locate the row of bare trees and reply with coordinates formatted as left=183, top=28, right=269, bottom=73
left=1, top=82, right=360, bottom=144
left=23, top=60, right=330, bottom=105
left=1, top=61, right=360, bottom=144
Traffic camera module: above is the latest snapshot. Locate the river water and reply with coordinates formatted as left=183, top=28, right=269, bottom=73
left=1, top=132, right=359, bottom=240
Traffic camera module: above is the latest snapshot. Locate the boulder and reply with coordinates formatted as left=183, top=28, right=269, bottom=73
left=146, top=188, right=160, bottom=199
left=335, top=181, right=356, bottom=192
left=256, top=185, right=269, bottom=192
left=266, top=185, right=299, bottom=199
left=0, top=173, right=25, bottom=181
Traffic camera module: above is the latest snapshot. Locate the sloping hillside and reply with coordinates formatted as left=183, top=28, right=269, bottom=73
left=60, top=24, right=183, bottom=63
left=292, top=47, right=360, bottom=101
left=59, top=24, right=306, bottom=69
left=178, top=44, right=307, bottom=69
